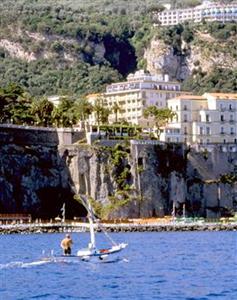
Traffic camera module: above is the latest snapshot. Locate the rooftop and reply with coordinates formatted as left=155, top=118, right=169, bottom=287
left=206, top=93, right=237, bottom=100
left=169, top=95, right=205, bottom=101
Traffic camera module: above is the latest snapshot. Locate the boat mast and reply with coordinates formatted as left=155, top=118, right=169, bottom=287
left=172, top=202, right=176, bottom=221
left=79, top=194, right=96, bottom=249
left=87, top=198, right=96, bottom=249
left=61, top=203, right=65, bottom=223
left=183, top=203, right=186, bottom=219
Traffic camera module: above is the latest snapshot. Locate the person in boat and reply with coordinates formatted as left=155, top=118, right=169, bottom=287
left=60, top=234, right=73, bottom=255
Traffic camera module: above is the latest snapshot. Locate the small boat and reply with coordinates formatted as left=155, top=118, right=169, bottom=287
left=44, top=194, right=128, bottom=263
left=76, top=194, right=127, bottom=262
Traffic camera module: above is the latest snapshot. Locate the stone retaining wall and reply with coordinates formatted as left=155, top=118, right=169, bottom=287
left=1, top=222, right=236, bottom=234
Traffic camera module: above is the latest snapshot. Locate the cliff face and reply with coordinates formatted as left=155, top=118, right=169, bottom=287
left=0, top=143, right=85, bottom=218
left=144, top=33, right=237, bottom=81
left=1, top=128, right=236, bottom=219
left=66, top=142, right=237, bottom=219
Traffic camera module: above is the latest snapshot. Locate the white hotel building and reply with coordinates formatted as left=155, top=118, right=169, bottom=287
left=160, top=93, right=237, bottom=145
left=155, top=2, right=237, bottom=26
left=87, top=70, right=187, bottom=127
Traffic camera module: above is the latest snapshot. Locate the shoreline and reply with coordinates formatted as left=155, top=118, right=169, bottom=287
left=1, top=221, right=237, bottom=234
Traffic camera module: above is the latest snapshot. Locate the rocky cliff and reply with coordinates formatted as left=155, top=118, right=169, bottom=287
left=144, top=31, right=237, bottom=81
left=62, top=142, right=237, bottom=219
left=1, top=128, right=236, bottom=219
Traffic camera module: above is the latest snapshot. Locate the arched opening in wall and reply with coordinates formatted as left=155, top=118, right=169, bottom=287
left=35, top=187, right=87, bottom=219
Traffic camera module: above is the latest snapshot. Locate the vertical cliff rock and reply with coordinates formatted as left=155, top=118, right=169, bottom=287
left=65, top=142, right=237, bottom=219
left=0, top=143, right=84, bottom=218
left=144, top=34, right=237, bottom=81
left=1, top=128, right=236, bottom=219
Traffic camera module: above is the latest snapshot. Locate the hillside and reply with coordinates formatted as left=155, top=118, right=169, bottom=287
left=0, top=0, right=156, bottom=96
left=145, top=22, right=237, bottom=93
left=0, top=0, right=236, bottom=96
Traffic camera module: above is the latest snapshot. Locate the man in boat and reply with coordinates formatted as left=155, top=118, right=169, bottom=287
left=60, top=234, right=73, bottom=255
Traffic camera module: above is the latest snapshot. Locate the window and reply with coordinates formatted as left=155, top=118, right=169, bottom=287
left=231, top=128, right=234, bottom=135
left=206, top=114, right=210, bottom=122
left=206, top=127, right=210, bottom=135
left=176, top=105, right=178, bottom=111
left=230, top=115, right=234, bottom=122
left=220, top=115, right=224, bottom=122
left=200, top=127, right=203, bottom=135
left=221, top=127, right=224, bottom=134
left=184, top=114, right=188, bottom=122
left=183, top=105, right=187, bottom=111
left=220, top=104, right=225, bottom=111
left=229, top=104, right=233, bottom=111
left=184, top=127, right=187, bottom=135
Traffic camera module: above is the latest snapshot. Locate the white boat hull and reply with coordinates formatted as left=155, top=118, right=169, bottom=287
left=76, top=243, right=128, bottom=261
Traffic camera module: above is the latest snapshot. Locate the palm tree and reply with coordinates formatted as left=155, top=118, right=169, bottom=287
left=52, top=97, right=76, bottom=127
left=93, top=95, right=110, bottom=129
left=112, top=102, right=121, bottom=123
left=143, top=106, right=176, bottom=139
left=73, top=98, right=93, bottom=129
left=31, top=98, right=54, bottom=126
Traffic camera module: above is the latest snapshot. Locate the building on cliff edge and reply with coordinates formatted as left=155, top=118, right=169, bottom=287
left=160, top=92, right=237, bottom=145
left=86, top=70, right=188, bottom=128
left=154, top=1, right=237, bottom=26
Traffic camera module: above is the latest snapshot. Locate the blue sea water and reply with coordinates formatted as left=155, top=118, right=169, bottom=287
left=0, top=231, right=236, bottom=300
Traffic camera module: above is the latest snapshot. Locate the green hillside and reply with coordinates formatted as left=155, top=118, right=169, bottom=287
left=0, top=0, right=236, bottom=96
left=0, top=0, right=164, bottom=96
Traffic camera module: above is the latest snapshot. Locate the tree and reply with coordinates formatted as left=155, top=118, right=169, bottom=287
left=30, top=98, right=54, bottom=126
left=0, top=84, right=33, bottom=124
left=74, top=98, right=93, bottom=122
left=52, top=97, right=76, bottom=127
left=93, top=96, right=110, bottom=127
left=143, top=106, right=176, bottom=138
left=111, top=102, right=121, bottom=123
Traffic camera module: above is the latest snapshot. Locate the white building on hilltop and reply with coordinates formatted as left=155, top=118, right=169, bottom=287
left=86, top=70, right=188, bottom=127
left=160, top=93, right=237, bottom=144
left=155, top=2, right=237, bottom=26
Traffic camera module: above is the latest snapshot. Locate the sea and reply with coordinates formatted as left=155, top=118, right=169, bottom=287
left=0, top=231, right=236, bottom=300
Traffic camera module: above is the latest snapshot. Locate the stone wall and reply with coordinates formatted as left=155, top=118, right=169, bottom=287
left=0, top=125, right=85, bottom=146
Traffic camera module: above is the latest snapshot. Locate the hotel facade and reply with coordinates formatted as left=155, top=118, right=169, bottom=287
left=154, top=2, right=237, bottom=26
left=160, top=93, right=237, bottom=145
left=87, top=70, right=187, bottom=128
